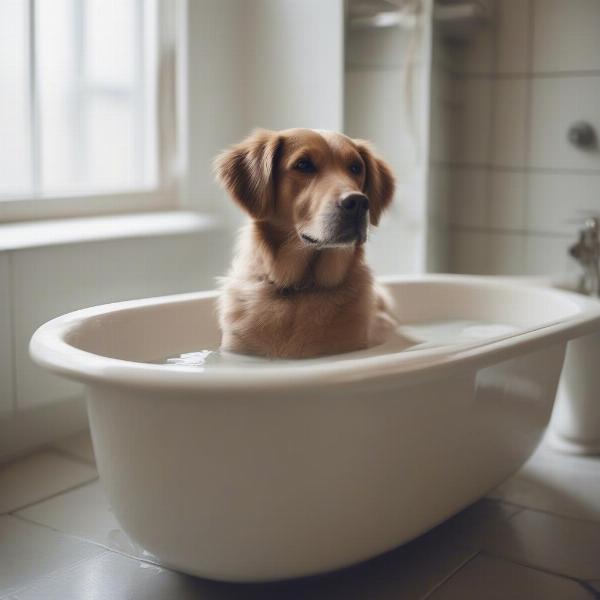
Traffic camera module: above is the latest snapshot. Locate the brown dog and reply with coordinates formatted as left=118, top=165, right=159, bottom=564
left=214, top=128, right=396, bottom=359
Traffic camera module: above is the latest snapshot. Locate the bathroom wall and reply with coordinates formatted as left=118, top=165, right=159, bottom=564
left=0, top=0, right=345, bottom=461
left=0, top=215, right=231, bottom=460
left=184, top=0, right=344, bottom=225
left=444, top=0, right=600, bottom=277
left=344, top=1, right=434, bottom=275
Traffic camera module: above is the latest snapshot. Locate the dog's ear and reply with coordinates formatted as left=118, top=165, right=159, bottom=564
left=213, top=129, right=282, bottom=220
left=354, top=140, right=395, bottom=226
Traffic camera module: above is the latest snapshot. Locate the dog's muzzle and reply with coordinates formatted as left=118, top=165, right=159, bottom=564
left=330, top=193, right=369, bottom=244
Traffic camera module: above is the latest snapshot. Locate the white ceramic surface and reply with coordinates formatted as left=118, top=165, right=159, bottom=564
left=547, top=330, right=600, bottom=455
left=29, top=275, right=600, bottom=582
left=494, top=275, right=600, bottom=456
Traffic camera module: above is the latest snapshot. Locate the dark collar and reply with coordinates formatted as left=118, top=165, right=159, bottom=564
left=264, top=277, right=316, bottom=296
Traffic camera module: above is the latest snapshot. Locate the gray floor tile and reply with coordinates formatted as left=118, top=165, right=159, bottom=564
left=490, top=442, right=600, bottom=523
left=479, top=509, right=600, bottom=580
left=0, top=515, right=103, bottom=597
left=427, top=554, right=594, bottom=600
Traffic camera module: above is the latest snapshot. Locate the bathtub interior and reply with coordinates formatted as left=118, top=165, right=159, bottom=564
left=62, top=278, right=584, bottom=365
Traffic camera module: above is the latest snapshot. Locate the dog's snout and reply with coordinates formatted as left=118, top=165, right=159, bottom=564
left=340, top=193, right=369, bottom=215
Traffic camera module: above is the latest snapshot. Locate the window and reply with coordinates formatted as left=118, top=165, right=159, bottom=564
left=0, top=0, right=181, bottom=221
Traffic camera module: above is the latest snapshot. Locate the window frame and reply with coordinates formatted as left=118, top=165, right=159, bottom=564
left=0, top=0, right=184, bottom=223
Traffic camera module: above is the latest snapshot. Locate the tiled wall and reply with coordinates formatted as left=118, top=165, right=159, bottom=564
left=0, top=226, right=232, bottom=460
left=444, top=0, right=600, bottom=276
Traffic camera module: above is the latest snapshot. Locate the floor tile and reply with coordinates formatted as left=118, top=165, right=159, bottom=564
left=489, top=442, right=600, bottom=523
left=0, top=505, right=477, bottom=600
left=0, top=515, right=103, bottom=597
left=49, top=430, right=96, bottom=465
left=0, top=551, right=233, bottom=600
left=249, top=532, right=476, bottom=600
left=478, top=509, right=600, bottom=580
left=0, top=451, right=97, bottom=514
left=427, top=554, right=594, bottom=600
left=427, top=499, right=521, bottom=550
left=14, top=480, right=477, bottom=598
left=16, top=480, right=151, bottom=561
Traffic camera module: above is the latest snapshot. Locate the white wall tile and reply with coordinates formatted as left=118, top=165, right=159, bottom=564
left=0, top=253, right=13, bottom=415
left=451, top=78, right=492, bottom=165
left=524, top=234, right=577, bottom=276
left=527, top=172, right=600, bottom=235
left=488, top=171, right=526, bottom=230
left=487, top=232, right=526, bottom=275
left=429, top=554, right=591, bottom=600
left=449, top=230, right=489, bottom=274
left=529, top=76, right=600, bottom=171
left=533, top=0, right=600, bottom=73
left=448, top=168, right=488, bottom=227
left=346, top=26, right=416, bottom=69
left=496, top=0, right=531, bottom=74
left=491, top=79, right=529, bottom=168
left=447, top=23, right=495, bottom=75
left=13, top=231, right=230, bottom=409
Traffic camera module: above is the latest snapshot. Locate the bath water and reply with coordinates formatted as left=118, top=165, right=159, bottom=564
left=155, top=319, right=520, bottom=370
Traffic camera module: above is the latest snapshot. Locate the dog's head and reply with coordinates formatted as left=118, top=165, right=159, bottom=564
left=214, top=128, right=395, bottom=247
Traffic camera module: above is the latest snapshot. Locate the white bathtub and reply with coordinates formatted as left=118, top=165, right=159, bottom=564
left=30, top=275, right=600, bottom=582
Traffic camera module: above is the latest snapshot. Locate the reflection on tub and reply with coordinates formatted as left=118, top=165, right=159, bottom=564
left=157, top=319, right=521, bottom=369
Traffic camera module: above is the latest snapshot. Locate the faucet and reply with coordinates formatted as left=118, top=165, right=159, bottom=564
left=570, top=217, right=600, bottom=297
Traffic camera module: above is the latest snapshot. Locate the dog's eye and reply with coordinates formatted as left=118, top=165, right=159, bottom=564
left=350, top=162, right=363, bottom=175
left=294, top=158, right=316, bottom=173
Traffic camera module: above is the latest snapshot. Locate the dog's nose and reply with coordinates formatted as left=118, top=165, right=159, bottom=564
left=340, top=193, right=369, bottom=215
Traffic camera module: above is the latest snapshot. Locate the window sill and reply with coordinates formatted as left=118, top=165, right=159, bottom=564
left=0, top=211, right=222, bottom=252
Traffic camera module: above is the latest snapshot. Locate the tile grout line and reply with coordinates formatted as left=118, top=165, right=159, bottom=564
left=420, top=550, right=481, bottom=599
left=12, top=512, right=164, bottom=570
left=481, top=0, right=499, bottom=238
left=487, top=496, right=600, bottom=527
left=46, top=444, right=97, bottom=468
left=481, top=550, right=600, bottom=595
left=6, top=475, right=99, bottom=516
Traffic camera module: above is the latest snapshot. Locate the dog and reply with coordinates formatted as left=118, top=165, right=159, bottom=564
left=214, top=128, right=397, bottom=359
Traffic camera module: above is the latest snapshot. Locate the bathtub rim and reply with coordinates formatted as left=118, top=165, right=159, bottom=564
left=29, top=274, right=600, bottom=393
